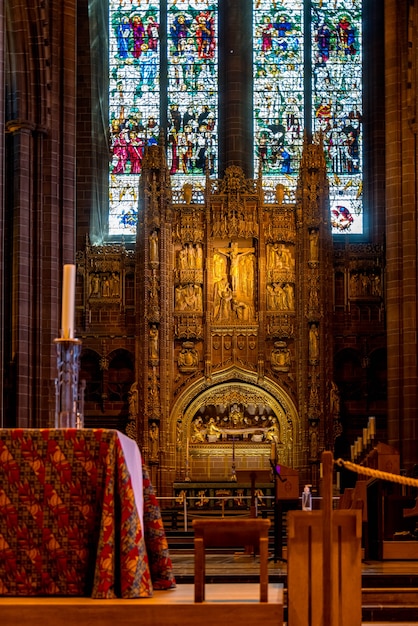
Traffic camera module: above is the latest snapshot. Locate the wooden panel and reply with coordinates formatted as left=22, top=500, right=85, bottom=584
left=0, top=584, right=283, bottom=626
left=382, top=541, right=418, bottom=560
left=287, top=510, right=362, bottom=626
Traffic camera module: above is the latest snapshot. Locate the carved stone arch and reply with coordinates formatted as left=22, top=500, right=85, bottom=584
left=169, top=366, right=301, bottom=471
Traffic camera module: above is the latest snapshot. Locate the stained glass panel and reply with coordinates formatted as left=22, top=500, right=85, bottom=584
left=312, top=0, right=363, bottom=234
left=109, top=1, right=160, bottom=236
left=108, top=1, right=364, bottom=237
left=167, top=1, right=218, bottom=191
left=253, top=0, right=304, bottom=199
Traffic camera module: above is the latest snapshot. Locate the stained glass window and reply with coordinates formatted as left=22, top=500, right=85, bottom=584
left=253, top=1, right=304, bottom=186
left=167, top=2, right=218, bottom=186
left=253, top=0, right=363, bottom=234
left=108, top=1, right=363, bottom=237
left=108, top=1, right=218, bottom=236
left=109, top=2, right=161, bottom=236
left=312, top=1, right=363, bottom=234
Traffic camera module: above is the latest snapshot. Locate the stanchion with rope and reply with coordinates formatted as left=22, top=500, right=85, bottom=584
left=335, top=458, right=418, bottom=488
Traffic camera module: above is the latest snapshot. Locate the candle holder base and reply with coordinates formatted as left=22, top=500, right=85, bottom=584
left=54, top=337, right=84, bottom=429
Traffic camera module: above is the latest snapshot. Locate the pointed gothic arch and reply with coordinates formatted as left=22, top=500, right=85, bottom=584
left=169, top=366, right=301, bottom=479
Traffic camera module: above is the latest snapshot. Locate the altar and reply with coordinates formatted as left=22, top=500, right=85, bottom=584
left=0, top=428, right=175, bottom=598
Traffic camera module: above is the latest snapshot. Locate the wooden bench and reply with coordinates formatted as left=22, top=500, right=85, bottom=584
left=192, top=517, right=271, bottom=603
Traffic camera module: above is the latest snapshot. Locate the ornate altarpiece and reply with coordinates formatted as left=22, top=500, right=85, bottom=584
left=128, top=138, right=338, bottom=493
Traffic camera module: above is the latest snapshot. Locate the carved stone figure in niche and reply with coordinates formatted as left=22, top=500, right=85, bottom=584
left=178, top=247, right=188, bottom=269
left=149, top=368, right=159, bottom=404
left=149, top=324, right=159, bottom=360
left=90, top=273, right=101, bottom=297
left=265, top=417, right=281, bottom=442
left=309, top=424, right=318, bottom=460
left=267, top=283, right=294, bottom=311
left=213, top=277, right=233, bottom=321
left=268, top=243, right=295, bottom=273
left=195, top=243, right=203, bottom=269
left=309, top=323, right=319, bottom=363
left=240, top=253, right=255, bottom=298
left=309, top=382, right=319, bottom=409
left=176, top=419, right=183, bottom=449
left=230, top=403, right=244, bottom=427
left=284, top=283, right=294, bottom=309
left=267, top=242, right=284, bottom=270
left=308, top=280, right=319, bottom=310
left=110, top=272, right=120, bottom=296
left=267, top=284, right=276, bottom=310
left=309, top=229, right=319, bottom=263
left=149, top=230, right=159, bottom=263
left=175, top=284, right=202, bottom=311
left=187, top=243, right=195, bottom=268
left=286, top=419, right=294, bottom=464
left=350, top=271, right=381, bottom=298
left=178, top=341, right=199, bottom=371
left=207, top=417, right=222, bottom=441
left=370, top=272, right=381, bottom=296
left=330, top=381, right=341, bottom=416
left=216, top=241, right=255, bottom=295
left=274, top=284, right=286, bottom=309
left=213, top=252, right=227, bottom=282
left=231, top=298, right=252, bottom=321
left=102, top=276, right=111, bottom=297
left=128, top=382, right=138, bottom=418
left=271, top=341, right=291, bottom=372
left=191, top=416, right=206, bottom=443
left=149, top=421, right=159, bottom=461
left=149, top=274, right=159, bottom=306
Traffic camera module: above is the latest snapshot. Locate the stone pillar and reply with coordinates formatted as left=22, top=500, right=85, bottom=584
left=218, top=0, right=253, bottom=177
left=385, top=0, right=418, bottom=470
left=3, top=1, right=77, bottom=427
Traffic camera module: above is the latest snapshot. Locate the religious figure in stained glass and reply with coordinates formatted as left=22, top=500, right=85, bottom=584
left=167, top=3, right=218, bottom=182
left=253, top=0, right=363, bottom=234
left=311, top=1, right=363, bottom=234
left=108, top=1, right=363, bottom=238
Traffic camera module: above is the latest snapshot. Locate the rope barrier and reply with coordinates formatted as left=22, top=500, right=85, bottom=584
left=335, top=458, right=418, bottom=488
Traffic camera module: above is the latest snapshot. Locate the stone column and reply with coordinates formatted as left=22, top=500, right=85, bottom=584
left=218, top=0, right=253, bottom=177
left=385, top=0, right=418, bottom=470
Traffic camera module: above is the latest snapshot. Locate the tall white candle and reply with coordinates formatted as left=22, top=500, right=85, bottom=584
left=61, top=264, right=76, bottom=339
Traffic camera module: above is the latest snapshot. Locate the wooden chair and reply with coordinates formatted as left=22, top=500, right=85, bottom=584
left=192, top=517, right=271, bottom=603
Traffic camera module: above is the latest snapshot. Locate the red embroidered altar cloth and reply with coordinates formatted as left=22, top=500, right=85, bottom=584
left=0, top=428, right=175, bottom=598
